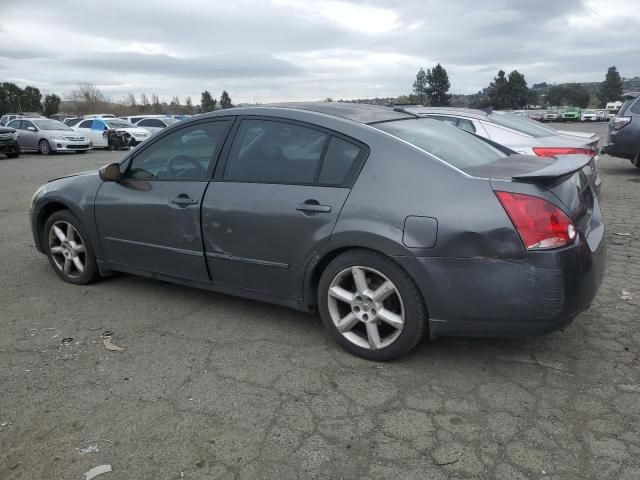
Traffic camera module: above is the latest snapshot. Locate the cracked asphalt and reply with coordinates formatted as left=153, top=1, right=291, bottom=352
left=1, top=122, right=639, bottom=479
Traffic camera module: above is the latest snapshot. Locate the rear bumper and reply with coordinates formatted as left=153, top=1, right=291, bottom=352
left=603, top=129, right=639, bottom=159
left=394, top=224, right=606, bottom=338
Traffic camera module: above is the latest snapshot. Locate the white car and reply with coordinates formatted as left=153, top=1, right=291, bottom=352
left=581, top=110, right=597, bottom=122
left=119, top=114, right=168, bottom=125
left=72, top=118, right=150, bottom=149
left=135, top=117, right=179, bottom=135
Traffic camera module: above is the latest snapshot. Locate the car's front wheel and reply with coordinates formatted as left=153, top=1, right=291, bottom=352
left=318, top=250, right=427, bottom=361
left=632, top=150, right=640, bottom=169
left=39, top=139, right=52, bottom=155
left=43, top=210, right=100, bottom=285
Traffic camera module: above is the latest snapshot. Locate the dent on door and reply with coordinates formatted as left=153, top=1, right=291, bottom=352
left=201, top=182, right=349, bottom=299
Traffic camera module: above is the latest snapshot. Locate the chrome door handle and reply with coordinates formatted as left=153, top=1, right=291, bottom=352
left=296, top=201, right=331, bottom=214
left=171, top=195, right=198, bottom=207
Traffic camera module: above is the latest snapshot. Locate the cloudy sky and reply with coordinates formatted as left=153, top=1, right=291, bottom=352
left=1, top=0, right=638, bottom=104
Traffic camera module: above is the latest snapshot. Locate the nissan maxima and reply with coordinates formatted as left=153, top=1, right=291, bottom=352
left=30, top=103, right=605, bottom=360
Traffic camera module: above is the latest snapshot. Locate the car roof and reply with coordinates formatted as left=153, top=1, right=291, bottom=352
left=243, top=102, right=417, bottom=124
left=396, top=106, right=490, bottom=120
left=622, top=91, right=640, bottom=99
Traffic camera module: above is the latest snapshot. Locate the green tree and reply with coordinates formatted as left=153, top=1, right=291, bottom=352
left=546, top=84, right=591, bottom=108
left=220, top=90, right=233, bottom=109
left=425, top=63, right=451, bottom=106
left=597, top=66, right=623, bottom=106
left=412, top=68, right=428, bottom=105
left=42, top=93, right=61, bottom=117
left=200, top=90, right=216, bottom=112
left=486, top=70, right=509, bottom=109
left=22, top=86, right=42, bottom=112
left=505, top=70, right=530, bottom=109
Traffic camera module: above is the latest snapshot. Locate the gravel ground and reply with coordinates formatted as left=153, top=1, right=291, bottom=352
left=1, top=122, right=639, bottom=479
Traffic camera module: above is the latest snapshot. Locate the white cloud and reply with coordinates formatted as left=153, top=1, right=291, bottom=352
left=0, top=0, right=638, bottom=103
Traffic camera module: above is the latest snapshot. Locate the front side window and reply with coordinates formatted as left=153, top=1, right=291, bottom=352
left=124, top=120, right=230, bottom=181
left=78, top=120, right=93, bottom=129
left=630, top=99, right=640, bottom=114
left=373, top=118, right=506, bottom=170
left=224, top=119, right=328, bottom=184
left=457, top=119, right=476, bottom=133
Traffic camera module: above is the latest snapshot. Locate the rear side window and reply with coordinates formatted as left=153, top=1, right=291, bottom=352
left=224, top=119, right=328, bottom=184
left=630, top=99, right=640, bottom=114
left=457, top=119, right=476, bottom=133
left=374, top=118, right=507, bottom=170
left=318, top=137, right=360, bottom=185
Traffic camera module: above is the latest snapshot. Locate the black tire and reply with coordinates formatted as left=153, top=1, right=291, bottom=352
left=317, top=249, right=427, bottom=361
left=43, top=210, right=100, bottom=285
left=6, top=151, right=20, bottom=158
left=39, top=139, right=52, bottom=155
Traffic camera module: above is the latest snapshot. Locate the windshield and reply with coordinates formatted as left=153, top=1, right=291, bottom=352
left=105, top=120, right=134, bottom=128
left=488, top=111, right=559, bottom=137
left=33, top=119, right=72, bottom=131
left=373, top=118, right=507, bottom=170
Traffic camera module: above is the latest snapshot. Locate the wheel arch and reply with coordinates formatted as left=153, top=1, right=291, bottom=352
left=34, top=200, right=74, bottom=251
left=303, top=243, right=427, bottom=314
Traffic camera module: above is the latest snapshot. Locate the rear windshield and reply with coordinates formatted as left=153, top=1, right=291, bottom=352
left=488, top=111, right=559, bottom=137
left=373, top=118, right=507, bottom=169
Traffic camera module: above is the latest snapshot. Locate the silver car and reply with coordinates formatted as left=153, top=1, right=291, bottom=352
left=398, top=107, right=600, bottom=156
left=396, top=106, right=602, bottom=194
left=7, top=118, right=91, bottom=155
left=134, top=117, right=179, bottom=135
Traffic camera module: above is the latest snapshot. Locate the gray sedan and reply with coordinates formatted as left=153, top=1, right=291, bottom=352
left=29, top=103, right=605, bottom=360
left=7, top=118, right=91, bottom=154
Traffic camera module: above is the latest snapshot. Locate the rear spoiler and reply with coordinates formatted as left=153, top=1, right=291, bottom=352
left=512, top=154, right=592, bottom=182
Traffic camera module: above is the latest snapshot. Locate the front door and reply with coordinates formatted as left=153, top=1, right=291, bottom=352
left=202, top=118, right=364, bottom=299
left=95, top=119, right=232, bottom=281
left=18, top=120, right=38, bottom=150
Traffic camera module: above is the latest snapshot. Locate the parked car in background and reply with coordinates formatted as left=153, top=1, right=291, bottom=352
left=170, top=114, right=192, bottom=121
left=562, top=107, right=581, bottom=122
left=596, top=110, right=607, bottom=121
left=63, top=117, right=83, bottom=127
left=1, top=113, right=23, bottom=126
left=396, top=106, right=601, bottom=194
left=72, top=118, right=150, bottom=149
left=134, top=117, right=179, bottom=135
left=543, top=110, right=560, bottom=122
left=603, top=92, right=640, bottom=168
left=83, top=114, right=115, bottom=119
left=526, top=111, right=543, bottom=122
left=581, top=110, right=597, bottom=122
left=0, top=125, right=20, bottom=158
left=29, top=103, right=605, bottom=360
left=606, top=101, right=623, bottom=120
left=119, top=114, right=168, bottom=125
left=7, top=118, right=90, bottom=155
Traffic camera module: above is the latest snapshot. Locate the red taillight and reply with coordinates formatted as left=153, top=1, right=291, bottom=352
left=496, top=191, right=577, bottom=250
left=532, top=147, right=596, bottom=157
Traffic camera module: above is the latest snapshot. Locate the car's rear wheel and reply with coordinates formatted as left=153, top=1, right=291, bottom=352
left=44, top=210, right=100, bottom=285
left=6, top=150, right=20, bottom=158
left=318, top=250, right=427, bottom=361
left=39, top=139, right=52, bottom=155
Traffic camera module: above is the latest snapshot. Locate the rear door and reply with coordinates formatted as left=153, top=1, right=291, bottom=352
left=202, top=118, right=365, bottom=299
left=95, top=119, right=232, bottom=281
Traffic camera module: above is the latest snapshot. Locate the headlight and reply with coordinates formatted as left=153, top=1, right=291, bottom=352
left=12, top=132, right=18, bottom=140
left=49, top=135, right=66, bottom=140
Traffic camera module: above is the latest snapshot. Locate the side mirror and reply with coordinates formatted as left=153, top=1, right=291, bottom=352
left=27, top=126, right=37, bottom=132
left=99, top=163, right=122, bottom=182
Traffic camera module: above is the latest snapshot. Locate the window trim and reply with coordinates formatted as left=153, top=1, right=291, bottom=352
left=214, top=115, right=369, bottom=188
left=120, top=117, right=235, bottom=183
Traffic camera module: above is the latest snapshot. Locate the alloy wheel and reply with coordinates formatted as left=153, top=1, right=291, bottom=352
left=48, top=221, right=86, bottom=278
left=39, top=140, right=51, bottom=155
left=327, top=266, right=405, bottom=350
